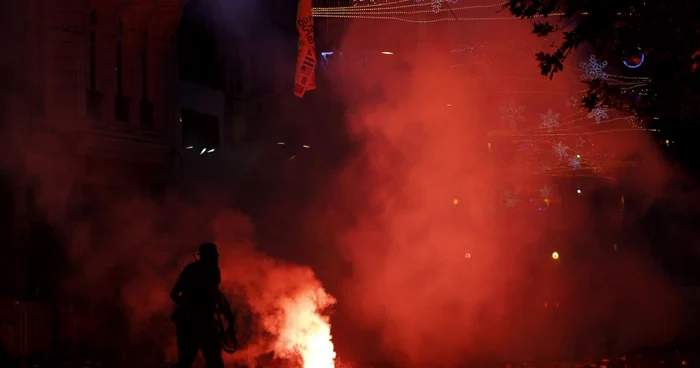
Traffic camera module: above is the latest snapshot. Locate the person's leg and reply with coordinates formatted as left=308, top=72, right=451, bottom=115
left=200, top=341, right=224, bottom=368
left=172, top=321, right=198, bottom=368
left=199, top=324, right=224, bottom=368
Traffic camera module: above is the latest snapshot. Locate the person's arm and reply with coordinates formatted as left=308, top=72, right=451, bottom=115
left=215, top=269, right=235, bottom=322
left=170, top=268, right=188, bottom=305
left=219, top=292, right=235, bottom=321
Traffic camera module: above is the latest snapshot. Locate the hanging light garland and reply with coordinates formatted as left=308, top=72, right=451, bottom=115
left=453, top=48, right=650, bottom=205
left=312, top=1, right=555, bottom=22
left=484, top=56, right=648, bottom=207
left=313, top=4, right=649, bottom=206
left=346, top=0, right=460, bottom=13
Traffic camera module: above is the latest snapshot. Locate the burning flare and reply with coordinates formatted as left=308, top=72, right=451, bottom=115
left=270, top=288, right=337, bottom=368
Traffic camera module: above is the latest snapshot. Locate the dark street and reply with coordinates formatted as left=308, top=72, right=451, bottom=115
left=3, top=0, right=700, bottom=367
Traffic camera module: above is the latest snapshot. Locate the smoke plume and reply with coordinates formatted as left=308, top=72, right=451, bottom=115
left=309, top=16, right=684, bottom=366
left=52, top=189, right=336, bottom=367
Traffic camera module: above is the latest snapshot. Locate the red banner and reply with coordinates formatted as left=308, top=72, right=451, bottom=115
left=294, top=0, right=316, bottom=98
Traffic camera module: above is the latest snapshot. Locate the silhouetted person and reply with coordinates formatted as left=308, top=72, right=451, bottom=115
left=171, top=243, right=235, bottom=368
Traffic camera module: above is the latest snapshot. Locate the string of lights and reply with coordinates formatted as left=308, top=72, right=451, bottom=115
left=314, top=7, right=503, bottom=16
left=344, top=0, right=464, bottom=13
left=473, top=47, right=649, bottom=192
left=448, top=45, right=643, bottom=182
left=316, top=0, right=412, bottom=10
left=440, top=36, right=645, bottom=210
left=324, top=0, right=414, bottom=9
left=312, top=13, right=563, bottom=22
left=313, top=1, right=506, bottom=13
left=315, top=0, right=435, bottom=11
left=312, top=0, right=554, bottom=21
left=315, top=7, right=645, bottom=204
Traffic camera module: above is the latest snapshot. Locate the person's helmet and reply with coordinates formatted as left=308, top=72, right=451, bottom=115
left=199, top=242, right=219, bottom=259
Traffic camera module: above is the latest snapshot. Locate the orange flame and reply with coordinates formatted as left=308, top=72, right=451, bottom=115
left=272, top=288, right=337, bottom=368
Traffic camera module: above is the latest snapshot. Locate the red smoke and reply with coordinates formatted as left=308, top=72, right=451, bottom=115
left=214, top=211, right=336, bottom=367
left=311, top=17, right=683, bottom=366
left=59, top=193, right=337, bottom=366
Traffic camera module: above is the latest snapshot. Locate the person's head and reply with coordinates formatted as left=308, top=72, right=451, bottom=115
left=198, top=242, right=219, bottom=265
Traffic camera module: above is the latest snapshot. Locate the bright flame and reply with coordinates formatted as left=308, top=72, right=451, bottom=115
left=273, top=288, right=336, bottom=368
left=552, top=251, right=559, bottom=260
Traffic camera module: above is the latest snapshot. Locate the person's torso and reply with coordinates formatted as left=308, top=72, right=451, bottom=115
left=179, top=262, right=222, bottom=316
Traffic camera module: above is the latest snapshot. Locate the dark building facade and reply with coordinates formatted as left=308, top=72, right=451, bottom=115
left=0, top=0, right=187, bottom=358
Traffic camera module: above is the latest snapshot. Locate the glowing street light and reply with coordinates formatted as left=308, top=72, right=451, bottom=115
left=551, top=251, right=560, bottom=260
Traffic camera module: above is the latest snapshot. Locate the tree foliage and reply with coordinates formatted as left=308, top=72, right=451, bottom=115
left=506, top=0, right=700, bottom=124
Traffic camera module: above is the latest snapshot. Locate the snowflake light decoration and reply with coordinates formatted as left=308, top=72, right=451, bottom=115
left=503, top=192, right=520, bottom=208
left=500, top=101, right=526, bottom=128
left=569, top=156, right=582, bottom=169
left=516, top=141, right=536, bottom=163
left=626, top=115, right=643, bottom=128
left=517, top=141, right=534, bottom=153
left=416, top=0, right=458, bottom=13
left=576, top=136, right=586, bottom=148
left=580, top=55, right=608, bottom=81
left=553, top=142, right=569, bottom=161
left=450, top=42, right=483, bottom=53
left=587, top=107, right=609, bottom=123
left=566, top=96, right=580, bottom=108
left=540, top=109, right=561, bottom=132
left=539, top=185, right=552, bottom=199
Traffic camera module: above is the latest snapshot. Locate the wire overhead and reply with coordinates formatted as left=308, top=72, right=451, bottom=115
left=312, top=1, right=549, bottom=23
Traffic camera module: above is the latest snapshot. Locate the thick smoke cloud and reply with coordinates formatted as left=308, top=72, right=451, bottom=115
left=310, top=17, right=684, bottom=366
left=62, top=189, right=337, bottom=366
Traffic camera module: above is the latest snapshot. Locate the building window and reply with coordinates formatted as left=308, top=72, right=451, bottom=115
left=140, top=30, right=154, bottom=129
left=181, top=108, right=219, bottom=155
left=86, top=11, right=103, bottom=119
left=114, top=20, right=129, bottom=123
